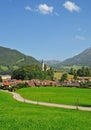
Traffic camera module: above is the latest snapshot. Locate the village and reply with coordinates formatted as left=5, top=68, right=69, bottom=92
left=0, top=74, right=91, bottom=91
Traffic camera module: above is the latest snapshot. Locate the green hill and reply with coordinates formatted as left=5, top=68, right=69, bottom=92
left=0, top=46, right=40, bottom=74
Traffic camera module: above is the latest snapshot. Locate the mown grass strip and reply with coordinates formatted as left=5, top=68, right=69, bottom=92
left=17, top=87, right=91, bottom=107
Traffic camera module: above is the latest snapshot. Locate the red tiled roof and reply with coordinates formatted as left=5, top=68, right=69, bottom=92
left=3, top=81, right=11, bottom=86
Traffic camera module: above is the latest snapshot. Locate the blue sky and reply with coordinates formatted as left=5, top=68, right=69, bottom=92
left=0, top=0, right=91, bottom=61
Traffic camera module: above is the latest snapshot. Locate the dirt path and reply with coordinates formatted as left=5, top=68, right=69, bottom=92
left=1, top=90, right=91, bottom=111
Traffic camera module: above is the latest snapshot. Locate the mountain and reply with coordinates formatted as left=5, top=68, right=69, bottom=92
left=60, top=47, right=91, bottom=66
left=55, top=47, right=91, bottom=68
left=46, top=47, right=91, bottom=71
left=44, top=60, right=61, bottom=66
left=0, top=46, right=40, bottom=74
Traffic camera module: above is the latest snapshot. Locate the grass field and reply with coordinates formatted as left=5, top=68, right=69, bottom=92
left=1, top=90, right=91, bottom=130
left=54, top=71, right=73, bottom=80
left=17, top=87, right=91, bottom=107
left=54, top=71, right=91, bottom=80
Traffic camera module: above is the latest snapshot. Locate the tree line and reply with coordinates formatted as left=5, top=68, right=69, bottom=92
left=11, top=65, right=54, bottom=80
left=69, top=66, right=91, bottom=77
left=60, top=66, right=91, bottom=83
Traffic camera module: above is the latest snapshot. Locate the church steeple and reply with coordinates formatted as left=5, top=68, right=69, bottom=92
left=41, top=59, right=44, bottom=71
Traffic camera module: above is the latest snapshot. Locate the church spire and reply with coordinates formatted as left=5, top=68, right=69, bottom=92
left=41, top=59, right=44, bottom=71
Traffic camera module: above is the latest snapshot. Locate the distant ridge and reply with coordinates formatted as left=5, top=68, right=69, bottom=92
left=60, top=47, right=91, bottom=66
left=47, top=47, right=91, bottom=70
left=44, top=60, right=61, bottom=66
left=0, top=46, right=40, bottom=74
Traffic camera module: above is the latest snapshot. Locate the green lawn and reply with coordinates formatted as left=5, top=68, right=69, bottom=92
left=1, top=90, right=91, bottom=130
left=17, top=87, right=91, bottom=107
left=54, top=71, right=73, bottom=80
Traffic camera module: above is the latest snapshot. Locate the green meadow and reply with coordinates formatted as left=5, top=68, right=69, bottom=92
left=17, top=87, right=91, bottom=107
left=1, top=90, right=91, bottom=130
left=54, top=71, right=73, bottom=80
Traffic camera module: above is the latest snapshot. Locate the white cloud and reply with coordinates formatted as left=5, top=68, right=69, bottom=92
left=75, top=35, right=86, bottom=41
left=24, top=4, right=54, bottom=15
left=63, top=1, right=80, bottom=12
left=25, top=6, right=32, bottom=11
left=38, top=4, right=54, bottom=14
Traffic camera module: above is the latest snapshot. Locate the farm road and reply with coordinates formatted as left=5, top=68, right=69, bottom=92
left=1, top=90, right=91, bottom=111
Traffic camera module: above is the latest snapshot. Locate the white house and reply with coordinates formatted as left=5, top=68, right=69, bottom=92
left=0, top=75, right=11, bottom=81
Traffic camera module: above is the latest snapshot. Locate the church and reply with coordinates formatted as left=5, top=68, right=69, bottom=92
left=41, top=60, right=50, bottom=71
